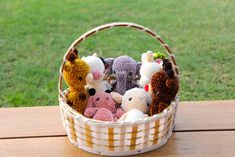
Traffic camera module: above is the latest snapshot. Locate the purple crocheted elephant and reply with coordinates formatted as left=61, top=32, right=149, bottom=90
left=104, top=56, right=141, bottom=95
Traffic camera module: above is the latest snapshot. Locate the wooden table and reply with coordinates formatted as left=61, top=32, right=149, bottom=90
left=0, top=100, right=235, bottom=157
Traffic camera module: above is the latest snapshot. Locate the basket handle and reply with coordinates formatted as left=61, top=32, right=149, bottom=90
left=58, top=22, right=179, bottom=99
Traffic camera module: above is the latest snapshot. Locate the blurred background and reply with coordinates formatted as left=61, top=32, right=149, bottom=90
left=0, top=0, right=234, bottom=107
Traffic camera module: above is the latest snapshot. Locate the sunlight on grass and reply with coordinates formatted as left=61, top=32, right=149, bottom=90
left=0, top=0, right=234, bottom=107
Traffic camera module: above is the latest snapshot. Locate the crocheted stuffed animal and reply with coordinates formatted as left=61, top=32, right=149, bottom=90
left=82, top=53, right=112, bottom=96
left=139, top=51, right=162, bottom=92
left=84, top=92, right=124, bottom=122
left=63, top=49, right=92, bottom=114
left=112, top=88, right=152, bottom=122
left=103, top=58, right=117, bottom=90
left=104, top=56, right=141, bottom=95
left=150, top=59, right=179, bottom=115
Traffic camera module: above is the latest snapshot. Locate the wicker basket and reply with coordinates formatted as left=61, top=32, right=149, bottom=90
left=58, top=22, right=179, bottom=156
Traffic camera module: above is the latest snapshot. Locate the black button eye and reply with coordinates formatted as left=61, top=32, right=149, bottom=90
left=129, top=72, right=132, bottom=75
left=96, top=98, right=100, bottom=101
left=147, top=103, right=150, bottom=107
left=128, top=97, right=132, bottom=101
left=113, top=71, right=116, bottom=74
left=78, top=76, right=83, bottom=81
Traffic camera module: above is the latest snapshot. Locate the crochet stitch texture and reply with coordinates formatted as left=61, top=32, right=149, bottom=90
left=150, top=59, right=179, bottom=115
left=63, top=50, right=90, bottom=113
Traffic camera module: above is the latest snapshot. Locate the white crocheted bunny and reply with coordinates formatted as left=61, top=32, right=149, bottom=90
left=139, top=51, right=162, bottom=92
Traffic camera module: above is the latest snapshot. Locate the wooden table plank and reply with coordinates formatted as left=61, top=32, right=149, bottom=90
left=176, top=100, right=235, bottom=131
left=0, top=100, right=234, bottom=138
left=0, top=131, right=234, bottom=157
left=0, top=106, right=65, bottom=138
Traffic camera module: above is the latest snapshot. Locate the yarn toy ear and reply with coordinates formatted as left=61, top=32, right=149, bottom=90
left=163, top=59, right=175, bottom=78
left=111, top=92, right=123, bottom=104
left=92, top=53, right=97, bottom=57
left=64, top=50, right=78, bottom=72
left=136, top=62, right=142, bottom=70
left=67, top=51, right=77, bottom=62
left=163, top=59, right=172, bottom=71
left=116, top=71, right=127, bottom=95
left=145, top=51, right=154, bottom=62
left=136, top=62, right=142, bottom=78
left=104, top=58, right=114, bottom=72
left=64, top=63, right=70, bottom=72
left=72, top=48, right=78, bottom=56
left=141, top=53, right=147, bottom=62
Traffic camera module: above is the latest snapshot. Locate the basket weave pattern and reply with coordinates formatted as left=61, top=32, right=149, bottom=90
left=58, top=22, right=179, bottom=156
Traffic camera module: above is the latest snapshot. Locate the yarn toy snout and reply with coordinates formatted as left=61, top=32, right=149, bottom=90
left=126, top=100, right=149, bottom=114
left=155, top=59, right=163, bottom=65
left=92, top=70, right=103, bottom=80
left=93, top=93, right=116, bottom=113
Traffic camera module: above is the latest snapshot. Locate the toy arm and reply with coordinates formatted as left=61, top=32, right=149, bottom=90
left=84, top=108, right=98, bottom=118
left=117, top=113, right=127, bottom=122
left=115, top=107, right=125, bottom=119
left=83, top=96, right=98, bottom=117
left=111, top=92, right=123, bottom=104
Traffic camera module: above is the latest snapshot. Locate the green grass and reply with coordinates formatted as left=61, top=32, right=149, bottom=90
left=0, top=0, right=234, bottom=107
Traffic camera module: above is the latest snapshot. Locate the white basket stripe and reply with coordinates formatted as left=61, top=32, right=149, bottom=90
left=143, top=122, right=150, bottom=148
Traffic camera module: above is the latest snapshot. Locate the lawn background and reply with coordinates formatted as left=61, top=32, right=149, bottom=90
left=0, top=0, right=234, bottom=107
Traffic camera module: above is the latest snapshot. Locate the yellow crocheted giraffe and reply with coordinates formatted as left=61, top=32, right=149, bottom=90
left=63, top=49, right=92, bottom=114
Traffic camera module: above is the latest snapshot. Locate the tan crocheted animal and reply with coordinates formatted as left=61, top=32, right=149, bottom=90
left=112, top=88, right=151, bottom=122
left=63, top=49, right=92, bottom=114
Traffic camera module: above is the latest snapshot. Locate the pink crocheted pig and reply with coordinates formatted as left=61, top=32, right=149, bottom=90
left=84, top=92, right=124, bottom=122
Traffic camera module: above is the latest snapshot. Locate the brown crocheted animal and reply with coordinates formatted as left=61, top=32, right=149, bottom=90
left=63, top=49, right=92, bottom=114
left=150, top=59, right=179, bottom=115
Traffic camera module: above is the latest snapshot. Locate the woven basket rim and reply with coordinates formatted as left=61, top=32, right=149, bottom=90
left=59, top=94, right=179, bottom=126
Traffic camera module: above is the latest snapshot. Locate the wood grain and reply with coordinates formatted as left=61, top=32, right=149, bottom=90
left=0, top=106, right=65, bottom=138
left=0, top=100, right=234, bottom=138
left=0, top=131, right=234, bottom=157
left=176, top=100, right=235, bottom=131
